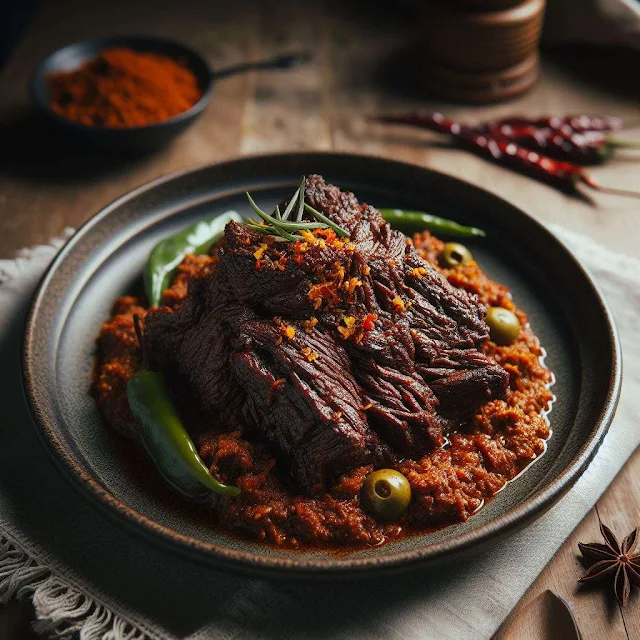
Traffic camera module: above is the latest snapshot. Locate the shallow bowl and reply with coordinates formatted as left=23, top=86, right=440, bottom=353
left=23, top=153, right=621, bottom=578
left=30, top=36, right=214, bottom=153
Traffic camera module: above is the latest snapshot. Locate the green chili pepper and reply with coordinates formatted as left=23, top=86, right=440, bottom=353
left=145, top=211, right=243, bottom=307
left=127, top=317, right=240, bottom=498
left=378, top=209, right=485, bottom=238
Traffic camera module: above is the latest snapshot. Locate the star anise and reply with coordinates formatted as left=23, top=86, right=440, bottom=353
left=578, top=521, right=640, bottom=606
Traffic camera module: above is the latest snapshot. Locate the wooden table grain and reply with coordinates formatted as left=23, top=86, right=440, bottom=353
left=1, top=1, right=639, bottom=638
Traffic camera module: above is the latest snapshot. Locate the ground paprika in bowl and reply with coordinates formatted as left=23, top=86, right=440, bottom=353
left=31, top=36, right=215, bottom=152
left=47, top=46, right=204, bottom=128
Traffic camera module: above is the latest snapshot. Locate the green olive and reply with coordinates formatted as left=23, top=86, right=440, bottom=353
left=439, top=242, right=473, bottom=268
left=361, top=469, right=412, bottom=521
left=486, top=306, right=520, bottom=346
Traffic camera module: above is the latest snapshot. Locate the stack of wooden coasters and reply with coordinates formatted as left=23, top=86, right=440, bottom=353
left=411, top=0, right=546, bottom=103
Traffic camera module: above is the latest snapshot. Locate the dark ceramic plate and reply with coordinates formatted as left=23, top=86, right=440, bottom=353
left=23, top=153, right=621, bottom=578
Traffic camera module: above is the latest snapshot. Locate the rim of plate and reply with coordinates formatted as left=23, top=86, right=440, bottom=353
left=22, top=152, right=622, bottom=577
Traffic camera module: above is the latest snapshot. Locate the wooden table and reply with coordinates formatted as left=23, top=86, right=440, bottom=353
left=1, top=1, right=639, bottom=638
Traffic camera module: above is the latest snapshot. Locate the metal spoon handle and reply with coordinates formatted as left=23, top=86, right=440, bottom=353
left=214, top=52, right=310, bottom=80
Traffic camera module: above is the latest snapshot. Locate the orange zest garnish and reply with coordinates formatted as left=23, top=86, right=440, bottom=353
left=301, top=347, right=319, bottom=362
left=411, top=267, right=428, bottom=279
left=279, top=322, right=296, bottom=339
left=313, top=228, right=337, bottom=243
left=363, top=265, right=371, bottom=276
left=300, top=230, right=316, bottom=244
left=304, top=316, right=318, bottom=333
left=253, top=243, right=268, bottom=260
left=305, top=259, right=356, bottom=312
left=344, top=277, right=362, bottom=293
left=337, top=316, right=357, bottom=340
left=308, top=282, right=340, bottom=309
left=391, top=296, right=405, bottom=312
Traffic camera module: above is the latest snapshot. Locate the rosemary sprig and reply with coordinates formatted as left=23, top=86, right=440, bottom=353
left=246, top=193, right=324, bottom=231
left=271, top=205, right=299, bottom=240
left=246, top=218, right=298, bottom=241
left=303, top=203, right=349, bottom=237
left=296, top=177, right=305, bottom=221
left=244, top=181, right=349, bottom=240
left=281, top=188, right=300, bottom=220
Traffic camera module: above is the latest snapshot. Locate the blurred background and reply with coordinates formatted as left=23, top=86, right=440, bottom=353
left=2, top=0, right=640, bottom=102
left=1, top=0, right=639, bottom=255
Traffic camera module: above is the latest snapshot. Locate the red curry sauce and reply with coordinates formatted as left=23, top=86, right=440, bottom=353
left=94, top=231, right=553, bottom=548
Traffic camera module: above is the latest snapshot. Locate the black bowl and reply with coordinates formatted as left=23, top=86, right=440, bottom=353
left=30, top=36, right=214, bottom=153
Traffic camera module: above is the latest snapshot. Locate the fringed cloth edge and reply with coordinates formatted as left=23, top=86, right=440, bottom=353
left=0, top=530, right=153, bottom=640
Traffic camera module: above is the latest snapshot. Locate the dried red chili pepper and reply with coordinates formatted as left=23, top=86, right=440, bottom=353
left=468, top=135, right=640, bottom=196
left=376, top=112, right=465, bottom=136
left=459, top=133, right=589, bottom=193
left=377, top=112, right=639, bottom=165
left=376, top=112, right=627, bottom=137
left=375, top=113, right=640, bottom=198
left=487, top=115, right=623, bottom=134
left=498, top=114, right=623, bottom=134
left=480, top=124, right=638, bottom=165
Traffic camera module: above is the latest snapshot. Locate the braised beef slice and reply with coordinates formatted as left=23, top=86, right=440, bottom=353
left=144, top=175, right=508, bottom=491
left=232, top=320, right=389, bottom=492
left=144, top=280, right=251, bottom=432
left=303, top=175, right=507, bottom=452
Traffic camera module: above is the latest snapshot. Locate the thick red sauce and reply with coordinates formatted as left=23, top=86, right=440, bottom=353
left=94, top=231, right=553, bottom=548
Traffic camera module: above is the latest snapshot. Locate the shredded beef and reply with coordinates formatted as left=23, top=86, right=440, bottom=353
left=144, top=176, right=508, bottom=492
